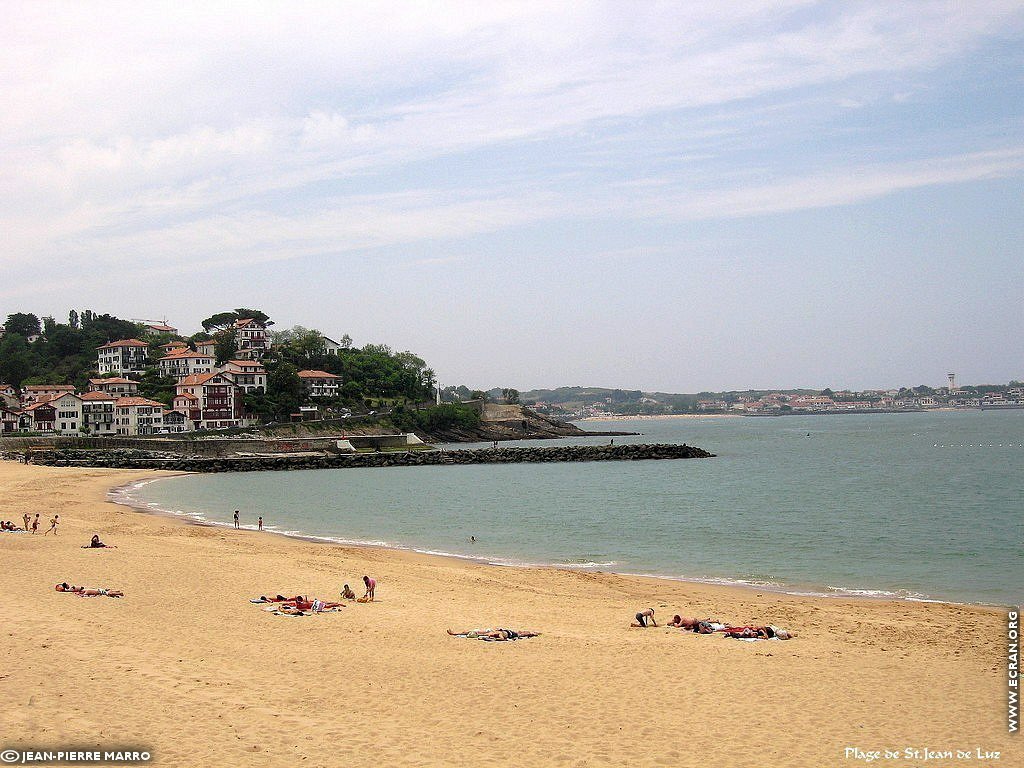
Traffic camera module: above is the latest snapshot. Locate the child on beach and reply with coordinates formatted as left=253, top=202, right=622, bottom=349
left=233, top=510, right=240, bottom=529
left=341, top=584, right=356, bottom=600
left=362, top=575, right=376, bottom=601
left=31, top=514, right=39, bottom=533
left=44, top=514, right=59, bottom=535
left=258, top=516, right=263, bottom=531
left=23, top=513, right=30, bottom=531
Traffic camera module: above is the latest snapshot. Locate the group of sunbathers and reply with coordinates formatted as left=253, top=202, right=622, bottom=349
left=1, top=520, right=26, bottom=531
left=251, top=576, right=377, bottom=616
left=632, top=609, right=795, bottom=640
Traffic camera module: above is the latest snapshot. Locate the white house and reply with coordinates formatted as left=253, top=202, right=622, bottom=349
left=1, top=406, right=21, bottom=433
left=219, top=359, right=267, bottom=394
left=80, top=391, right=117, bottom=436
left=114, top=397, right=166, bottom=436
left=159, top=349, right=215, bottom=380
left=233, top=319, right=270, bottom=359
left=194, top=339, right=217, bottom=357
left=173, top=372, right=246, bottom=430
left=25, top=393, right=83, bottom=435
left=297, top=369, right=341, bottom=399
left=21, top=384, right=76, bottom=406
left=88, top=377, right=140, bottom=396
left=97, top=339, right=150, bottom=376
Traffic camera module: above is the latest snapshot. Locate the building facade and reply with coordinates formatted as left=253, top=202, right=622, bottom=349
left=97, top=339, right=150, bottom=376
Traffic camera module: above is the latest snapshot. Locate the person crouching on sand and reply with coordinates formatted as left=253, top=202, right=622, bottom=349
left=631, top=608, right=656, bottom=627
left=82, top=534, right=115, bottom=549
left=341, top=584, right=356, bottom=600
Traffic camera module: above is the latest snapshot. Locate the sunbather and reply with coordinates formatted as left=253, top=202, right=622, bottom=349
left=55, top=583, right=123, bottom=597
left=722, top=625, right=796, bottom=640
left=447, top=628, right=540, bottom=641
left=667, top=615, right=699, bottom=629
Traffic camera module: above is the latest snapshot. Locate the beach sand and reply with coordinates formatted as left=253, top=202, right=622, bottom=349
left=0, top=461, right=1016, bottom=767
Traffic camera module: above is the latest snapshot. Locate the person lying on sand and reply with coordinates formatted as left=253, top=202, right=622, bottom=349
left=82, top=534, right=115, bottom=549
left=55, top=583, right=123, bottom=597
left=631, top=608, right=657, bottom=627
left=253, top=595, right=342, bottom=610
left=694, top=619, right=727, bottom=634
left=341, top=584, right=356, bottom=600
left=447, top=628, right=540, bottom=641
left=722, top=625, right=796, bottom=640
left=667, top=615, right=699, bottom=629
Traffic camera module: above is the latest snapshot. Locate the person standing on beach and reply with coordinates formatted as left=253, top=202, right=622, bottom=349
left=362, top=575, right=376, bottom=601
left=257, top=516, right=263, bottom=531
left=233, top=510, right=239, bottom=529
left=23, top=513, right=30, bottom=531
left=44, top=514, right=59, bottom=535
left=31, top=514, right=39, bottom=534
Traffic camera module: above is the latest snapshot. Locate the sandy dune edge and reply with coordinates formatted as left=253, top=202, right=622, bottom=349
left=0, top=461, right=1016, bottom=767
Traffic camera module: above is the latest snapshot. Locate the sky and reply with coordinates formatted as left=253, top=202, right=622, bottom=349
left=2, top=1, right=1022, bottom=393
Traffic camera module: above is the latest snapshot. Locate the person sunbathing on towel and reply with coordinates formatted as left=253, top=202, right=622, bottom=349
left=447, top=628, right=540, bottom=641
left=667, top=615, right=699, bottom=629
left=55, top=583, right=123, bottom=597
left=721, top=625, right=796, bottom=640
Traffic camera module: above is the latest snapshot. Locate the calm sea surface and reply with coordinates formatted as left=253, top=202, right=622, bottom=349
left=120, top=411, right=1023, bottom=605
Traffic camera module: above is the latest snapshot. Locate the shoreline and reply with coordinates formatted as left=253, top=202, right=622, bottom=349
left=111, top=471, right=999, bottom=609
left=2, top=460, right=1016, bottom=767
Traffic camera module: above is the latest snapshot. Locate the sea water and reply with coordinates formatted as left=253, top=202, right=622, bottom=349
left=119, top=410, right=1023, bottom=605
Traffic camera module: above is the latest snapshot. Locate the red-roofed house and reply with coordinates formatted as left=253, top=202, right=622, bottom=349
left=88, top=377, right=139, bottom=396
left=174, top=372, right=245, bottom=429
left=233, top=319, right=269, bottom=359
left=297, top=370, right=341, bottom=399
left=220, top=360, right=267, bottom=393
left=25, top=392, right=82, bottom=434
left=159, top=348, right=215, bottom=380
left=97, top=339, right=150, bottom=376
left=21, top=384, right=76, bottom=406
left=194, top=339, right=216, bottom=357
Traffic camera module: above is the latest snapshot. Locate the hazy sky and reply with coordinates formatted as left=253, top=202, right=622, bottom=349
left=2, top=1, right=1022, bottom=392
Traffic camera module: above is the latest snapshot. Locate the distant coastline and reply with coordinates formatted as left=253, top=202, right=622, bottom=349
left=577, top=413, right=742, bottom=421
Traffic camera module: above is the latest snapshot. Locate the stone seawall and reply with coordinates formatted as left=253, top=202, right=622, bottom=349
left=11, top=443, right=714, bottom=473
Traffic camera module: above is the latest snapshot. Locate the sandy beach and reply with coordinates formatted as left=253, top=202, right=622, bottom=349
left=0, top=460, right=1016, bottom=768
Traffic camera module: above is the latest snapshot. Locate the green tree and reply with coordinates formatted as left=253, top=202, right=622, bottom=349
left=4, top=313, right=41, bottom=337
left=201, top=308, right=273, bottom=332
left=213, top=330, right=238, bottom=365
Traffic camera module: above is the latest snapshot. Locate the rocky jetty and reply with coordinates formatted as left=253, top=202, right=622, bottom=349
left=13, top=443, right=714, bottom=473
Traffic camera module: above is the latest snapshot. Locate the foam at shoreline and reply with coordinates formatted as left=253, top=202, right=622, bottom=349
left=111, top=474, right=976, bottom=607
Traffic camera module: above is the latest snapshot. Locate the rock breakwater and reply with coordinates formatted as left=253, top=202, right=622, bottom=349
left=11, top=443, right=714, bottom=473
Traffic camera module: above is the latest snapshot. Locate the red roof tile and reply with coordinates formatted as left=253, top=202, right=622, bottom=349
left=96, top=338, right=149, bottom=349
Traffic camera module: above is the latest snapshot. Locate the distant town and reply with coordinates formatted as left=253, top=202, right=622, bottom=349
left=484, top=376, right=1024, bottom=420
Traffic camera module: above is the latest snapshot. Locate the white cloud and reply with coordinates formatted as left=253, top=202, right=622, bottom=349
left=0, top=1, right=1022, bottom=289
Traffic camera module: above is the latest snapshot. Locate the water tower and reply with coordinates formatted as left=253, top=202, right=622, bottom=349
left=947, top=372, right=956, bottom=392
